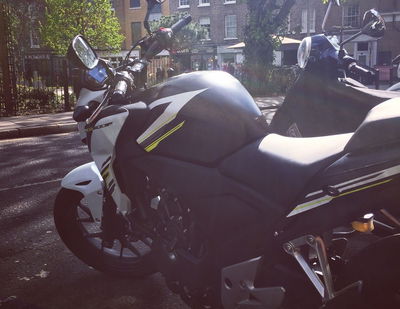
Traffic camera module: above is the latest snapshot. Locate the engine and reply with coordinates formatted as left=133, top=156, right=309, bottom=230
left=150, top=189, right=220, bottom=308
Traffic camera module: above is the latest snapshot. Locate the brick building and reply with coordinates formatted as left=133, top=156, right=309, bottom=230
left=287, top=0, right=400, bottom=69
left=103, top=0, right=170, bottom=63
left=169, top=0, right=247, bottom=70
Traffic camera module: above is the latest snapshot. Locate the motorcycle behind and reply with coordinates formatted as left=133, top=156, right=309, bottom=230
left=269, top=1, right=400, bottom=137
left=55, top=1, right=400, bottom=308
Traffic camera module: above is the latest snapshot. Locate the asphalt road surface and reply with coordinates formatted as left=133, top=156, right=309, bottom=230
left=0, top=132, right=188, bottom=309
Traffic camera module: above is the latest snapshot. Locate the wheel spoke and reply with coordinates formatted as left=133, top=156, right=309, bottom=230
left=77, top=217, right=94, bottom=223
left=85, top=232, right=103, bottom=238
left=125, top=242, right=142, bottom=257
left=78, top=202, right=92, bottom=217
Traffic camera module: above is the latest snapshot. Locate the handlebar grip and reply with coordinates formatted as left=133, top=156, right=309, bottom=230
left=171, top=15, right=192, bottom=34
left=348, top=62, right=375, bottom=79
left=110, top=80, right=128, bottom=105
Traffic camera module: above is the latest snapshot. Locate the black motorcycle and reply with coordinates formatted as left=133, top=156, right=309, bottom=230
left=270, top=1, right=400, bottom=137
left=55, top=1, right=400, bottom=308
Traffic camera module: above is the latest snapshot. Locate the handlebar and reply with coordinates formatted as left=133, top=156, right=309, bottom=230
left=109, top=16, right=192, bottom=104
left=109, top=71, right=133, bottom=105
left=144, top=15, right=192, bottom=60
left=347, top=62, right=376, bottom=80
left=171, top=15, right=192, bottom=34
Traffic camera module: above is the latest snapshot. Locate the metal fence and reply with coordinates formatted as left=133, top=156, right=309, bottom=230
left=0, top=2, right=74, bottom=117
left=147, top=57, right=172, bottom=86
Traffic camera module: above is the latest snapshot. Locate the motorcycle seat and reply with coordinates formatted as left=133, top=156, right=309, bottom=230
left=220, top=133, right=352, bottom=212
left=345, top=98, right=400, bottom=152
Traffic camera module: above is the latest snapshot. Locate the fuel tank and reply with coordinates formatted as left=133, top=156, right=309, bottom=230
left=127, top=70, right=267, bottom=164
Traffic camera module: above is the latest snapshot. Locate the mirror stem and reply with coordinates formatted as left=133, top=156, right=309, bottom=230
left=322, top=0, right=333, bottom=33
left=144, top=1, right=156, bottom=35
left=340, top=30, right=362, bottom=49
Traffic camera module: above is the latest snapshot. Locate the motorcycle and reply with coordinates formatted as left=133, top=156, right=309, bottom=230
left=387, top=54, right=400, bottom=92
left=269, top=0, right=400, bottom=138
left=55, top=1, right=400, bottom=308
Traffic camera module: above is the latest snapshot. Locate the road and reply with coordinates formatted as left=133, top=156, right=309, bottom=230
left=0, top=132, right=188, bottom=309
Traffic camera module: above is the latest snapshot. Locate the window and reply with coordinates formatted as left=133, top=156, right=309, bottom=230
left=224, top=0, right=236, bottom=4
left=179, top=0, right=189, bottom=7
left=28, top=4, right=40, bottom=48
left=30, top=25, right=40, bottom=48
left=199, top=17, right=211, bottom=40
left=301, top=9, right=316, bottom=33
left=378, top=51, right=392, bottom=65
left=343, top=5, right=359, bottom=28
left=131, top=22, right=142, bottom=45
left=130, top=0, right=140, bottom=8
left=198, top=0, right=210, bottom=7
left=151, top=3, right=161, bottom=13
left=357, top=42, right=368, bottom=51
left=225, top=15, right=237, bottom=39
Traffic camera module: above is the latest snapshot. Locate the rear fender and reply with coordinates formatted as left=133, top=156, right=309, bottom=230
left=61, top=162, right=104, bottom=221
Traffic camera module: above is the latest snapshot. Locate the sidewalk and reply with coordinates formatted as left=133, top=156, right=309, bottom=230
left=0, top=97, right=284, bottom=140
left=0, top=112, right=76, bottom=140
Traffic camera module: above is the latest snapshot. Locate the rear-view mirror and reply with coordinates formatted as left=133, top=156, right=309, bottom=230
left=361, top=9, right=386, bottom=38
left=68, top=35, right=99, bottom=70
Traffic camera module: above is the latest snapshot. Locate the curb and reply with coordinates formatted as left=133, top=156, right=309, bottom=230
left=0, top=123, right=77, bottom=140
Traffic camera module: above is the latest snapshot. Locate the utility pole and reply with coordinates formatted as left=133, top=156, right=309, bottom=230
left=0, top=1, right=14, bottom=115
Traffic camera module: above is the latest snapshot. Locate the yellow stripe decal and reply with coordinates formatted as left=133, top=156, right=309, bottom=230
left=137, top=114, right=177, bottom=144
left=145, top=121, right=185, bottom=152
left=336, top=178, right=392, bottom=198
left=291, top=178, right=393, bottom=214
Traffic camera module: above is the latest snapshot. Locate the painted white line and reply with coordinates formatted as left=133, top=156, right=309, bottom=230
left=0, top=178, right=62, bottom=192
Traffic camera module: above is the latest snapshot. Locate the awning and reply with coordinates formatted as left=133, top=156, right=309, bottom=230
left=227, top=36, right=301, bottom=49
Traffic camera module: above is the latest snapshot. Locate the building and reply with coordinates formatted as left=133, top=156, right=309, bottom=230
left=287, top=0, right=400, bottom=70
left=101, top=0, right=170, bottom=64
left=169, top=0, right=247, bottom=70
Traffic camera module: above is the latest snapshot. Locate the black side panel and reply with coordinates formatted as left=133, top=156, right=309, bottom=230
left=129, top=155, right=284, bottom=230
left=113, top=102, right=150, bottom=195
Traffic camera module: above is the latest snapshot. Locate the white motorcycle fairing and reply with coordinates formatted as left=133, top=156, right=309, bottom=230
left=61, top=162, right=104, bottom=221
left=76, top=88, right=106, bottom=141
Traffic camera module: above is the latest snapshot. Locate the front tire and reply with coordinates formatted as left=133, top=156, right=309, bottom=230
left=54, top=188, right=156, bottom=277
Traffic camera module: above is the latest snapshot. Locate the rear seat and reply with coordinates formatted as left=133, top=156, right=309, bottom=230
left=345, top=98, right=400, bottom=152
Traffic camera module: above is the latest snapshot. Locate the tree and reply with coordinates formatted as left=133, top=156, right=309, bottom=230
left=243, top=0, right=296, bottom=94
left=150, top=12, right=207, bottom=52
left=40, top=0, right=124, bottom=55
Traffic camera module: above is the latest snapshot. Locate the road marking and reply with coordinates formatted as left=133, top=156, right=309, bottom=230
left=0, top=178, right=62, bottom=192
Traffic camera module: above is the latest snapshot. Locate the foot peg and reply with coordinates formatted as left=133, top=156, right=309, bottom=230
left=221, top=257, right=285, bottom=309
left=284, top=235, right=362, bottom=305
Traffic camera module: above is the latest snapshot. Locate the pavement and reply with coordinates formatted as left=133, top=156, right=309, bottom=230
left=0, top=112, right=76, bottom=140
left=0, top=96, right=284, bottom=140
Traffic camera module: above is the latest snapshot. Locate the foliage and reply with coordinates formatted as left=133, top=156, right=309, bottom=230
left=265, top=66, right=300, bottom=94
left=40, top=0, right=124, bottom=55
left=243, top=0, right=296, bottom=95
left=150, top=12, right=207, bottom=52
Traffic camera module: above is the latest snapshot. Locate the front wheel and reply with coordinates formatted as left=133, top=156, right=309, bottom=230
left=54, top=188, right=156, bottom=277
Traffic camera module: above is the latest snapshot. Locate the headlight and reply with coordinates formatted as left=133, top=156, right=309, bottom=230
left=297, top=37, right=312, bottom=69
